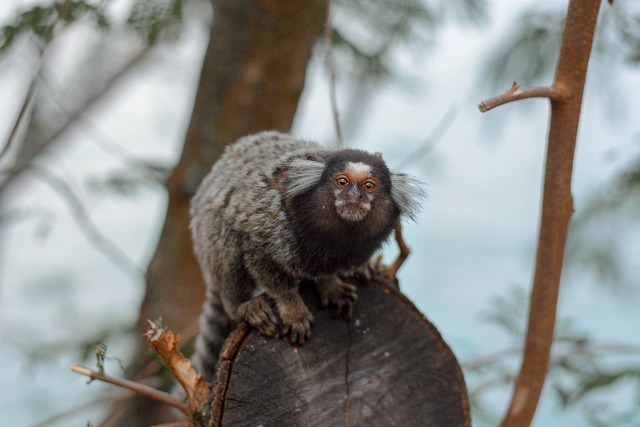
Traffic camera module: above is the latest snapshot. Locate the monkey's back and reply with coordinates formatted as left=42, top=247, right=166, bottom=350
left=190, top=132, right=322, bottom=288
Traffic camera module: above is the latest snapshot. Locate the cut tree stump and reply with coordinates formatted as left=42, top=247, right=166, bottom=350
left=210, top=274, right=470, bottom=427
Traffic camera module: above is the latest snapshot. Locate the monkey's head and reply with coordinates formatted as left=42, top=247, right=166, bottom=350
left=285, top=149, right=425, bottom=228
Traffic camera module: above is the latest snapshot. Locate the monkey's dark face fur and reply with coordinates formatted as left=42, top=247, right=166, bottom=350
left=324, top=150, right=392, bottom=223
left=286, top=150, right=401, bottom=275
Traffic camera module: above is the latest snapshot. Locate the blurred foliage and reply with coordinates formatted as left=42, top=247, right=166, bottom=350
left=482, top=8, right=564, bottom=88
left=479, top=1, right=640, bottom=297
left=452, top=0, right=488, bottom=26
left=0, top=0, right=185, bottom=55
left=483, top=1, right=640, bottom=88
left=125, top=0, right=185, bottom=45
left=0, top=0, right=109, bottom=53
left=21, top=319, right=133, bottom=368
left=0, top=0, right=185, bottom=205
left=467, top=286, right=640, bottom=426
left=607, top=3, right=640, bottom=65
left=479, top=286, right=527, bottom=338
left=331, top=0, right=487, bottom=80
left=328, top=0, right=486, bottom=142
left=91, top=343, right=126, bottom=372
left=0, top=0, right=489, bottom=74
left=550, top=337, right=640, bottom=427
left=85, top=164, right=171, bottom=197
left=566, top=155, right=640, bottom=291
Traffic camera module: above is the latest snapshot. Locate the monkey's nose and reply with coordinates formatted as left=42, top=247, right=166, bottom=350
left=346, top=185, right=363, bottom=200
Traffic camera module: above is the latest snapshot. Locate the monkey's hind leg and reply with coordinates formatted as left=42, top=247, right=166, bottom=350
left=269, top=284, right=314, bottom=345
left=216, top=262, right=281, bottom=338
left=237, top=294, right=280, bottom=338
left=243, top=256, right=314, bottom=345
left=239, top=285, right=314, bottom=345
left=315, top=276, right=358, bottom=318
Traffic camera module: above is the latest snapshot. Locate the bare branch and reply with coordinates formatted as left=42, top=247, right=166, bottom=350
left=386, top=225, right=411, bottom=281
left=0, top=48, right=149, bottom=196
left=466, top=337, right=640, bottom=399
left=478, top=81, right=569, bottom=112
left=469, top=373, right=516, bottom=400
left=55, top=318, right=202, bottom=427
left=31, top=394, right=133, bottom=427
left=25, top=165, right=144, bottom=279
left=0, top=0, right=76, bottom=162
left=462, top=346, right=521, bottom=371
left=144, top=321, right=211, bottom=416
left=324, top=0, right=343, bottom=148
left=395, top=103, right=459, bottom=170
left=150, top=423, right=193, bottom=427
left=487, top=1, right=603, bottom=425
left=70, top=364, right=190, bottom=416
left=34, top=72, right=171, bottom=187
left=0, top=59, right=43, bottom=162
left=464, top=338, right=640, bottom=373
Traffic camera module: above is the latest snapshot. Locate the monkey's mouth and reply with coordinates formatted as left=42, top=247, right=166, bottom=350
left=336, top=202, right=370, bottom=222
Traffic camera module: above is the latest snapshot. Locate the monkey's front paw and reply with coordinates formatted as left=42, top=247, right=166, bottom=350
left=278, top=307, right=314, bottom=346
left=237, top=295, right=280, bottom=337
left=316, top=278, right=358, bottom=318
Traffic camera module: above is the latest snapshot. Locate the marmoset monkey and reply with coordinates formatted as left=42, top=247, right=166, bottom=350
left=190, top=131, right=425, bottom=380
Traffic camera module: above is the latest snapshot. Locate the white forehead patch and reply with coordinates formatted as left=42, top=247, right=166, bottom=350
left=345, top=162, right=372, bottom=176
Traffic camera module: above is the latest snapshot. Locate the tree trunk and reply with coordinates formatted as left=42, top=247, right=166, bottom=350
left=211, top=277, right=470, bottom=427
left=110, top=1, right=328, bottom=425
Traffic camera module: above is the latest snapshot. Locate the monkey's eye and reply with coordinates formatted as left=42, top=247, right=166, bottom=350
left=363, top=180, right=376, bottom=192
left=336, top=176, right=349, bottom=188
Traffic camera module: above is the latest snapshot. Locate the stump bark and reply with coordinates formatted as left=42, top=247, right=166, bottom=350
left=210, top=276, right=470, bottom=427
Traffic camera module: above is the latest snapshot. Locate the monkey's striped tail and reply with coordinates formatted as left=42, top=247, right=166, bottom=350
left=192, top=288, right=233, bottom=382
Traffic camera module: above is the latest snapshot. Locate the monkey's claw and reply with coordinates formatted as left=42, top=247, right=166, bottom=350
left=237, top=295, right=280, bottom=337
left=278, top=309, right=314, bottom=345
left=316, top=278, right=358, bottom=318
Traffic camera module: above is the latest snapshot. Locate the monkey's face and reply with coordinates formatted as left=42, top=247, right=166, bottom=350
left=332, top=161, right=381, bottom=222
left=285, top=148, right=419, bottom=233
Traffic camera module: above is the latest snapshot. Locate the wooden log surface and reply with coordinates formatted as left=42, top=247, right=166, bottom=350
left=210, top=276, right=470, bottom=427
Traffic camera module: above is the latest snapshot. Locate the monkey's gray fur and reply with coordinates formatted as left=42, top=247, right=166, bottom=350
left=190, top=131, right=425, bottom=380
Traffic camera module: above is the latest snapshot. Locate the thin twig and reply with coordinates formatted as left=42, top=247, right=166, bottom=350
left=478, top=81, right=568, bottom=113
left=0, top=59, right=43, bottom=162
left=70, top=364, right=190, bottom=416
left=66, top=318, right=202, bottom=427
left=0, top=0, right=76, bottom=162
left=395, top=103, right=459, bottom=170
left=30, top=393, right=133, bottom=427
left=324, top=0, right=343, bottom=148
left=463, top=338, right=640, bottom=373
left=149, top=422, right=193, bottom=427
left=0, top=49, right=149, bottom=196
left=25, top=165, right=144, bottom=279
left=462, top=346, right=522, bottom=371
left=37, top=72, right=168, bottom=177
left=466, top=338, right=640, bottom=399
left=469, top=373, right=517, bottom=400
left=386, top=225, right=410, bottom=280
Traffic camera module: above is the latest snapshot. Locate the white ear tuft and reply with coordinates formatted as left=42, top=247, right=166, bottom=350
left=390, top=173, right=427, bottom=221
left=285, top=157, right=326, bottom=197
